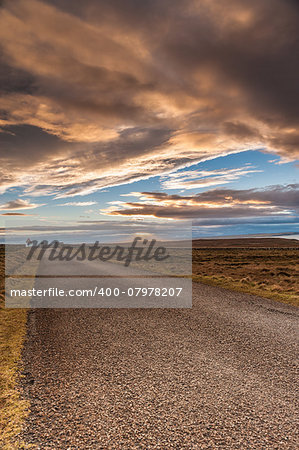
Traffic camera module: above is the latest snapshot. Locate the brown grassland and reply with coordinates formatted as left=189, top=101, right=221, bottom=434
left=192, top=239, right=299, bottom=306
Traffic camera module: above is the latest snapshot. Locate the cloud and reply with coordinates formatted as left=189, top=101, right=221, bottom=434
left=56, top=201, right=97, bottom=206
left=0, top=199, right=44, bottom=210
left=0, top=0, right=298, bottom=196
left=102, top=184, right=299, bottom=219
left=160, top=165, right=261, bottom=190
left=192, top=216, right=299, bottom=226
left=1, top=212, right=34, bottom=216
left=268, top=157, right=293, bottom=165
left=3, top=219, right=190, bottom=242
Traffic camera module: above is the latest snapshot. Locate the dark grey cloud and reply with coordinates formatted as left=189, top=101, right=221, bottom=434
left=0, top=125, right=75, bottom=164
left=0, top=58, right=35, bottom=96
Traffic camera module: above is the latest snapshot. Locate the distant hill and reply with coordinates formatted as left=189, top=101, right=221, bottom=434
left=192, top=238, right=299, bottom=248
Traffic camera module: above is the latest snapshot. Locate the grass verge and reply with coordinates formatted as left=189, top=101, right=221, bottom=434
left=192, top=274, right=299, bottom=306
left=0, top=247, right=29, bottom=449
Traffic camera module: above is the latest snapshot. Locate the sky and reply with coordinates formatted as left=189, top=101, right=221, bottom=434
left=0, top=0, right=298, bottom=242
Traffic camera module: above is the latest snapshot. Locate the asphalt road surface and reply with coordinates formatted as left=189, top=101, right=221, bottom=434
left=21, top=282, right=298, bottom=449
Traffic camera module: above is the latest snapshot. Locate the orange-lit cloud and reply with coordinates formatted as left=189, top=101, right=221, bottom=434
left=102, top=184, right=299, bottom=219
left=0, top=199, right=44, bottom=210
left=0, top=0, right=298, bottom=197
left=1, top=212, right=34, bottom=216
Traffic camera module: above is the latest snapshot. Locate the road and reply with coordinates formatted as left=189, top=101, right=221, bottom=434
left=21, top=281, right=298, bottom=448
